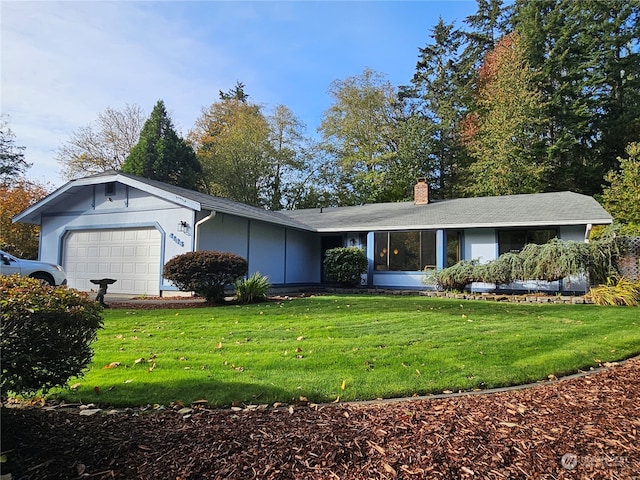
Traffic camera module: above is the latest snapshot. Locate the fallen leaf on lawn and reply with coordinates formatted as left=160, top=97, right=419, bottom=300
left=148, top=363, right=156, bottom=372
left=216, top=342, right=223, bottom=349
left=134, top=358, right=145, bottom=364
left=70, top=383, right=81, bottom=390
left=124, top=379, right=133, bottom=384
left=332, top=396, right=340, bottom=403
left=295, top=347, right=303, bottom=353
left=548, top=374, right=558, bottom=381
left=341, top=379, right=347, bottom=390
left=416, top=369, right=421, bottom=376
left=297, top=336, right=304, bottom=341
left=103, top=362, right=121, bottom=369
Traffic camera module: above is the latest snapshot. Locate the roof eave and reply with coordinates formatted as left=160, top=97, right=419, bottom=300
left=13, top=173, right=202, bottom=224
left=313, top=218, right=614, bottom=233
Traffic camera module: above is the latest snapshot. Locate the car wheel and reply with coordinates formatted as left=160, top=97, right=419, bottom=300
left=31, top=272, right=55, bottom=286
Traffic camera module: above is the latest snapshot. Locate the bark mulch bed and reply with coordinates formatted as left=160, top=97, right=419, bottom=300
left=2, top=357, right=639, bottom=480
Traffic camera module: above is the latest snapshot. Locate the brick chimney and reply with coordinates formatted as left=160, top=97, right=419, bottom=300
left=414, top=178, right=429, bottom=205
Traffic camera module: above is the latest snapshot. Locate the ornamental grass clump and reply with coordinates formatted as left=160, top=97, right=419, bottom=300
left=0, top=275, right=103, bottom=396
left=586, top=277, right=640, bottom=306
left=235, top=272, right=271, bottom=304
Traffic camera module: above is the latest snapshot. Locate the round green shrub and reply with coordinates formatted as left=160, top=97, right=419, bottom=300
left=0, top=275, right=103, bottom=396
left=163, top=250, right=248, bottom=303
left=323, top=247, right=368, bottom=286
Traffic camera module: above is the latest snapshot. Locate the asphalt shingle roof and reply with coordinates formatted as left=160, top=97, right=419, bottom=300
left=15, top=171, right=612, bottom=233
left=279, top=191, right=613, bottom=232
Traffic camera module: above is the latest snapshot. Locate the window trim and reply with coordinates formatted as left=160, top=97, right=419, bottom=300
left=497, top=228, right=559, bottom=256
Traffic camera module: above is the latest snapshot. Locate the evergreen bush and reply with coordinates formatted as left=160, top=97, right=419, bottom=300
left=163, top=251, right=248, bottom=303
left=0, top=276, right=103, bottom=396
left=323, top=247, right=368, bottom=286
left=427, top=259, right=479, bottom=291
left=426, top=237, right=622, bottom=292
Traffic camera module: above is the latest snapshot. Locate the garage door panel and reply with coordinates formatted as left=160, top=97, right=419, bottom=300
left=64, top=228, right=160, bottom=295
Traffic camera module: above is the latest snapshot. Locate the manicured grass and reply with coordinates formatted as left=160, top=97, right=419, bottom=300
left=51, top=295, right=640, bottom=408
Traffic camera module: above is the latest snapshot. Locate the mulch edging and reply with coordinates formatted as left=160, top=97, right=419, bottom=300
left=3, top=357, right=639, bottom=479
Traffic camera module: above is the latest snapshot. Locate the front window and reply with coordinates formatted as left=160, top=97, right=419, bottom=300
left=375, top=231, right=437, bottom=271
left=498, top=229, right=557, bottom=255
left=446, top=231, right=461, bottom=267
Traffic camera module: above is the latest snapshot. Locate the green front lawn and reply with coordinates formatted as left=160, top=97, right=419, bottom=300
left=51, top=295, right=640, bottom=408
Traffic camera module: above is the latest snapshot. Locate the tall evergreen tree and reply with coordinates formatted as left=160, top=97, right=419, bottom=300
left=460, top=0, right=510, bottom=89
left=121, top=100, right=202, bottom=190
left=400, top=18, right=469, bottom=199
left=0, top=117, right=31, bottom=186
left=511, top=0, right=640, bottom=195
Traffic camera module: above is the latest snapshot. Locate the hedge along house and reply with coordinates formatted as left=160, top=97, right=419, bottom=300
left=14, top=173, right=613, bottom=296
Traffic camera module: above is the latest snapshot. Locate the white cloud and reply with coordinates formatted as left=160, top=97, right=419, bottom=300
left=1, top=1, right=236, bottom=185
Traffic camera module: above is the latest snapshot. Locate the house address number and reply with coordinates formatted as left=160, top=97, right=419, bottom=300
left=169, top=233, right=184, bottom=247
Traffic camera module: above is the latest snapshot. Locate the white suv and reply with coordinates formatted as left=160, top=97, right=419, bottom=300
left=0, top=249, right=67, bottom=286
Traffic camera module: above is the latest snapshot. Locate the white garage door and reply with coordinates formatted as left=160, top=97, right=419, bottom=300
left=63, top=228, right=161, bottom=295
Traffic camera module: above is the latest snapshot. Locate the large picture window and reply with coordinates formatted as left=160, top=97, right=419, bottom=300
left=375, top=231, right=437, bottom=271
left=498, top=229, right=557, bottom=255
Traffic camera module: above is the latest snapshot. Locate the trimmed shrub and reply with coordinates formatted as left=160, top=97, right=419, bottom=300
left=323, top=247, right=368, bottom=286
left=163, top=250, right=248, bottom=303
left=0, top=275, right=103, bottom=396
left=235, top=272, right=271, bottom=304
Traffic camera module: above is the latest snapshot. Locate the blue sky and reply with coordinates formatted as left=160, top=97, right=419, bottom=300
left=2, top=1, right=479, bottom=188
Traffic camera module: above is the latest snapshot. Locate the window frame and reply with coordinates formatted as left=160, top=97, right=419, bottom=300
left=497, top=228, right=558, bottom=256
